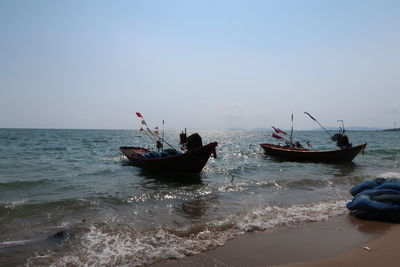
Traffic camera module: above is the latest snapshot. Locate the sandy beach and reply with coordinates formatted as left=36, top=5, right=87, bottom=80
left=286, top=219, right=400, bottom=267
left=154, top=214, right=398, bottom=266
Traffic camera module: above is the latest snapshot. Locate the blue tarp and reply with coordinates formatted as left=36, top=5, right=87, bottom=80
left=140, top=148, right=181, bottom=159
left=347, top=178, right=400, bottom=221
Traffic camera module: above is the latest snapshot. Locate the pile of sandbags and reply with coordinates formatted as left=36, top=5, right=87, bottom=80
left=140, top=148, right=181, bottom=158
left=347, top=178, right=400, bottom=221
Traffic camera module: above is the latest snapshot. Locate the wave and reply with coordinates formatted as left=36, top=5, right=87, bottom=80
left=27, top=200, right=347, bottom=266
left=327, top=175, right=371, bottom=185
left=367, top=148, right=400, bottom=154
left=0, top=199, right=29, bottom=210
left=285, top=178, right=326, bottom=188
left=77, top=168, right=117, bottom=177
left=0, top=198, right=96, bottom=213
left=101, top=156, right=124, bottom=163
left=240, top=176, right=371, bottom=190
left=41, top=147, right=70, bottom=151
left=92, top=139, right=109, bottom=143
left=0, top=179, right=53, bottom=189
left=366, top=148, right=400, bottom=160
left=378, top=172, right=400, bottom=179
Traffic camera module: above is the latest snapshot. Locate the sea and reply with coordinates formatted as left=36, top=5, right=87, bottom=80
left=0, top=128, right=399, bottom=266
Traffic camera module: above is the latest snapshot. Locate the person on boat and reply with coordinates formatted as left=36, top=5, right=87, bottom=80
left=156, top=139, right=163, bottom=152
left=186, top=133, right=203, bottom=150
left=331, top=133, right=352, bottom=149
left=294, top=141, right=303, bottom=149
left=283, top=140, right=303, bottom=149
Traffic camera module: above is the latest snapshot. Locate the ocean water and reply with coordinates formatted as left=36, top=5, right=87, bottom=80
left=0, top=128, right=399, bottom=266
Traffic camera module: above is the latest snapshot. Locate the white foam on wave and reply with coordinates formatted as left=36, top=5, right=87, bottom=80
left=28, top=200, right=348, bottom=266
left=235, top=200, right=347, bottom=232
left=378, top=172, right=400, bottom=179
left=1, top=199, right=28, bottom=209
left=39, top=226, right=212, bottom=266
left=102, top=155, right=124, bottom=162
left=0, top=239, right=31, bottom=248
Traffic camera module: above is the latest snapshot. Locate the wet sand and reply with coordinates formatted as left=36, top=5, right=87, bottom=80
left=285, top=220, right=400, bottom=267
left=154, top=214, right=396, bottom=266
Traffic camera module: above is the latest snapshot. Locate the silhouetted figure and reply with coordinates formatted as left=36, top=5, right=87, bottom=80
left=156, top=140, right=163, bottom=152
left=186, top=133, right=203, bottom=150
left=294, top=141, right=303, bottom=149
left=331, top=133, right=352, bottom=149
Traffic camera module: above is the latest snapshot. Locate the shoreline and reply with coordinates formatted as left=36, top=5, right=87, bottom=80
left=154, top=214, right=395, bottom=266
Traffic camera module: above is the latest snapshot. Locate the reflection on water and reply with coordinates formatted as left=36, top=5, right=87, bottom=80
left=332, top=162, right=357, bottom=177
left=347, top=214, right=393, bottom=234
left=176, top=195, right=219, bottom=220
left=137, top=169, right=202, bottom=185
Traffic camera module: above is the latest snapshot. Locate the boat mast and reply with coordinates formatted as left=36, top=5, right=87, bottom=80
left=337, top=120, right=345, bottom=134
left=290, top=113, right=294, bottom=147
left=162, top=119, right=165, bottom=149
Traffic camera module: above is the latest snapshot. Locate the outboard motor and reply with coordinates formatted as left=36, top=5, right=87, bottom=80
left=186, top=133, right=203, bottom=150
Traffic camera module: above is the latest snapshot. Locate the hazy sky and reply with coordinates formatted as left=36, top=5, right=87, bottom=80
left=1, top=0, right=399, bottom=130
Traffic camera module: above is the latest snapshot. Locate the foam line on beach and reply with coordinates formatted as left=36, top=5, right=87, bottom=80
left=26, top=200, right=348, bottom=266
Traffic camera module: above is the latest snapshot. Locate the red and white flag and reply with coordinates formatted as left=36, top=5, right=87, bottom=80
left=136, top=112, right=143, bottom=118
left=272, top=133, right=283, bottom=139
left=272, top=126, right=288, bottom=135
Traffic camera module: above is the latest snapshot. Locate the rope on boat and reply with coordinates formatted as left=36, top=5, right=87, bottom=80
left=205, top=161, right=264, bottom=184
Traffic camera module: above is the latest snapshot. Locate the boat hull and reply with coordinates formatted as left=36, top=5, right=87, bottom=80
left=120, top=142, right=218, bottom=173
left=260, top=143, right=367, bottom=163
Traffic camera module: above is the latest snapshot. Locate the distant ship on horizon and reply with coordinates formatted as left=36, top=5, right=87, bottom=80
left=383, top=122, right=400, bottom=131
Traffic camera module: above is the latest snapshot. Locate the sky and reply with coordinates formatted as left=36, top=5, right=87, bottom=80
left=0, top=0, right=399, bottom=130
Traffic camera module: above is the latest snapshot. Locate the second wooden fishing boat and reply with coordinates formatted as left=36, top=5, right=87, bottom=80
left=260, top=143, right=367, bottom=163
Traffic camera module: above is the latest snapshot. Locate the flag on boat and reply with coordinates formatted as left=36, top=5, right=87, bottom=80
left=136, top=112, right=143, bottom=118
left=140, top=128, right=148, bottom=135
left=272, top=126, right=288, bottom=135
left=272, top=133, right=283, bottom=139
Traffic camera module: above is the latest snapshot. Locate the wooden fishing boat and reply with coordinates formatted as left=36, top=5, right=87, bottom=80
left=120, top=142, right=218, bottom=173
left=260, top=143, right=367, bottom=163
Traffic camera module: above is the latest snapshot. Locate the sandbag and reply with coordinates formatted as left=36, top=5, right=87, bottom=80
left=353, top=188, right=400, bottom=199
left=347, top=194, right=400, bottom=212
left=373, top=194, right=400, bottom=204
left=347, top=177, right=400, bottom=222
left=349, top=178, right=400, bottom=196
left=141, top=151, right=160, bottom=158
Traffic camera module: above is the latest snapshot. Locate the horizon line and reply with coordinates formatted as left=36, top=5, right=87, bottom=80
left=0, top=127, right=385, bottom=131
